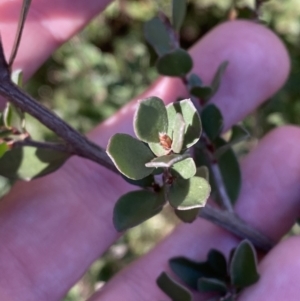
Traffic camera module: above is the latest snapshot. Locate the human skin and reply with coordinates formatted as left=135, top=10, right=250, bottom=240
left=0, top=1, right=299, bottom=300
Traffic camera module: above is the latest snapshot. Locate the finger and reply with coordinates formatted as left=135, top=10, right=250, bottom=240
left=92, top=19, right=290, bottom=147
left=0, top=20, right=289, bottom=301
left=88, top=126, right=300, bottom=301
left=0, top=0, right=112, bottom=79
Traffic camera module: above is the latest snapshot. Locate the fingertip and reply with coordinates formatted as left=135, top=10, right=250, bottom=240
left=236, top=125, right=300, bottom=240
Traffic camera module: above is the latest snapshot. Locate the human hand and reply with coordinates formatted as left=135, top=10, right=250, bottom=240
left=0, top=1, right=297, bottom=300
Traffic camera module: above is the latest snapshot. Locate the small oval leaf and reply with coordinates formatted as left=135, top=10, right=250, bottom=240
left=113, top=190, right=164, bottom=232
left=188, top=73, right=203, bottom=87
left=168, top=176, right=210, bottom=210
left=201, top=104, right=223, bottom=141
left=171, top=157, right=196, bottom=179
left=210, top=61, right=229, bottom=97
left=107, top=133, right=155, bottom=180
left=197, top=277, right=227, bottom=294
left=0, top=146, right=70, bottom=180
left=134, top=97, right=168, bottom=143
left=172, top=0, right=187, bottom=31
left=3, top=102, right=25, bottom=133
left=208, top=249, right=228, bottom=278
left=167, top=99, right=201, bottom=149
left=214, top=137, right=241, bottom=204
left=230, top=240, right=260, bottom=289
left=190, top=86, right=212, bottom=100
left=144, top=17, right=173, bottom=56
left=157, top=272, right=192, bottom=301
left=156, top=49, right=193, bottom=77
left=175, top=207, right=200, bottom=223
left=0, top=142, right=8, bottom=158
left=171, top=113, right=185, bottom=153
left=169, top=256, right=215, bottom=289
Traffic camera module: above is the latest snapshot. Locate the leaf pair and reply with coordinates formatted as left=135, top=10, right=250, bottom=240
left=144, top=10, right=192, bottom=77
left=188, top=61, right=228, bottom=103
left=158, top=240, right=260, bottom=301
left=107, top=97, right=201, bottom=181
left=107, top=97, right=211, bottom=231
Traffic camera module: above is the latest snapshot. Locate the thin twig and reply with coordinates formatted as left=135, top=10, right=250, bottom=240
left=200, top=205, right=275, bottom=252
left=0, top=10, right=274, bottom=253
left=8, top=0, right=32, bottom=68
left=210, top=163, right=234, bottom=212
left=0, top=39, right=117, bottom=174
left=0, top=81, right=117, bottom=173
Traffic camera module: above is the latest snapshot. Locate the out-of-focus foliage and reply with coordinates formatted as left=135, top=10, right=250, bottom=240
left=0, top=0, right=299, bottom=300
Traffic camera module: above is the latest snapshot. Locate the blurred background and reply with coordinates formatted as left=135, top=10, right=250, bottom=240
left=2, top=0, right=300, bottom=300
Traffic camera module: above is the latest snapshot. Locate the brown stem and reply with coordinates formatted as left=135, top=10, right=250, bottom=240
left=8, top=0, right=32, bottom=69
left=0, top=20, right=274, bottom=253
left=0, top=38, right=117, bottom=173
left=200, top=205, right=275, bottom=252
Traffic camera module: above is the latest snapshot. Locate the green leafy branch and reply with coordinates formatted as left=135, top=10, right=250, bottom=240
left=105, top=0, right=274, bottom=250
left=107, top=97, right=211, bottom=231
left=0, top=0, right=274, bottom=253
left=157, top=240, right=260, bottom=301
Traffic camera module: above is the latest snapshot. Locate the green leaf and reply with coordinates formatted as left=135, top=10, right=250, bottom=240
left=0, top=175, right=12, bottom=199
left=215, top=125, right=249, bottom=158
left=168, top=176, right=210, bottom=210
left=145, top=153, right=189, bottom=168
left=190, top=86, right=212, bottom=100
left=113, top=190, right=164, bottom=231
left=156, top=49, right=193, bottom=77
left=0, top=142, right=8, bottom=158
left=208, top=249, right=228, bottom=278
left=195, top=166, right=209, bottom=181
left=171, top=157, right=196, bottom=179
left=171, top=113, right=185, bottom=153
left=229, top=125, right=250, bottom=144
left=175, top=207, right=200, bottom=223
left=188, top=73, right=203, bottom=87
left=107, top=133, right=155, bottom=180
left=134, top=97, right=168, bottom=143
left=156, top=272, right=192, bottom=301
left=172, top=0, right=186, bottom=31
left=167, top=99, right=201, bottom=149
left=169, top=257, right=215, bottom=289
left=201, top=104, right=223, bottom=141
left=148, top=141, right=170, bottom=157
left=210, top=61, right=229, bottom=98
left=230, top=240, right=260, bottom=289
left=11, top=69, right=23, bottom=87
left=3, top=102, right=25, bottom=133
left=144, top=17, right=173, bottom=56
left=188, top=74, right=211, bottom=102
left=214, top=137, right=241, bottom=204
left=197, top=277, right=227, bottom=294
left=0, top=146, right=70, bottom=180
left=121, top=174, right=155, bottom=188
